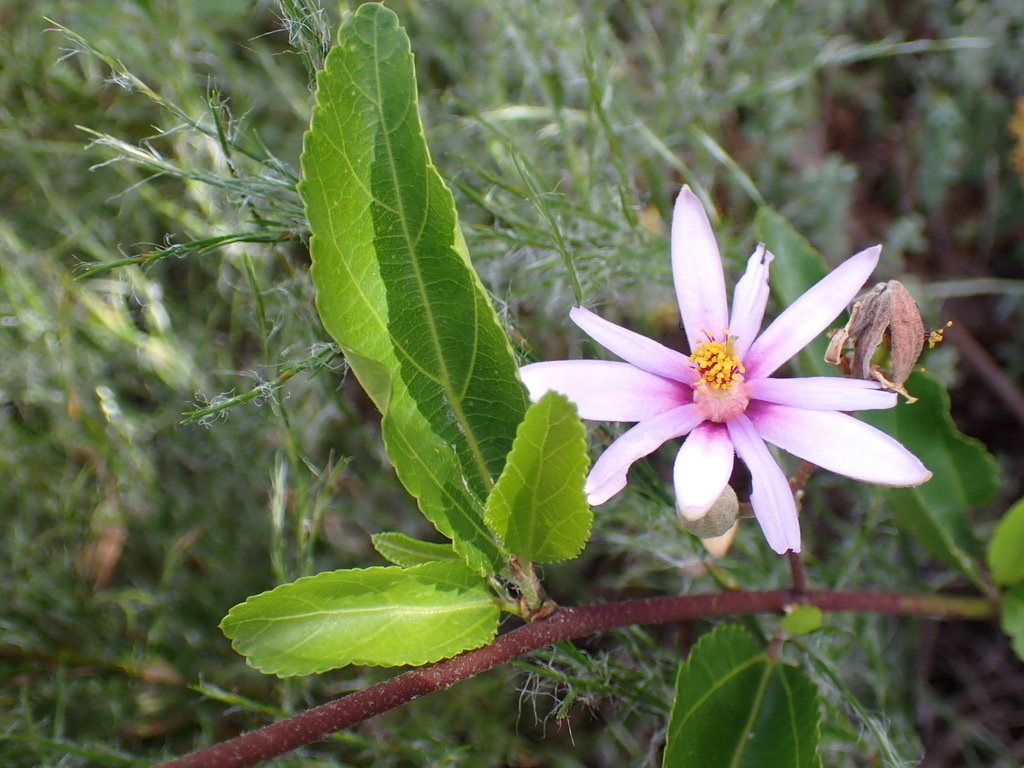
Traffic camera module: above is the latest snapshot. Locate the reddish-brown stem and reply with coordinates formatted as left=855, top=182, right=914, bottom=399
left=788, top=551, right=808, bottom=597
left=158, top=588, right=996, bottom=768
left=789, top=460, right=816, bottom=493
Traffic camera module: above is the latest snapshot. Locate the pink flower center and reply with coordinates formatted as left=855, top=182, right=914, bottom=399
left=689, top=331, right=750, bottom=422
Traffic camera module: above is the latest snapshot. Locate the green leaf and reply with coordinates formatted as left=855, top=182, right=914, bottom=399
left=860, top=372, right=997, bottom=589
left=1000, top=584, right=1024, bottom=663
left=220, top=561, right=499, bottom=676
left=484, top=391, right=591, bottom=563
left=780, top=606, right=824, bottom=636
left=664, top=625, right=822, bottom=768
left=988, top=497, right=1024, bottom=587
left=752, top=210, right=997, bottom=587
left=299, top=3, right=527, bottom=574
left=755, top=207, right=834, bottom=378
left=372, top=531, right=461, bottom=567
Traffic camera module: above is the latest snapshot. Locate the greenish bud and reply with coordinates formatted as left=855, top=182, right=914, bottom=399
left=678, top=485, right=738, bottom=539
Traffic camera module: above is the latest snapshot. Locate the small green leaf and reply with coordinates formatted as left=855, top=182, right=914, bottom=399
left=484, top=391, right=591, bottom=563
left=1000, top=584, right=1024, bottom=663
left=300, top=3, right=527, bottom=574
left=372, top=531, right=461, bottom=567
left=860, top=372, right=996, bottom=589
left=988, top=497, right=1024, bottom=587
left=220, top=561, right=499, bottom=676
left=664, top=625, right=822, bottom=768
left=755, top=207, right=833, bottom=378
left=781, top=606, right=824, bottom=636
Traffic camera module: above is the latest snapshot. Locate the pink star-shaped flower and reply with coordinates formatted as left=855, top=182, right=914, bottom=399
left=520, top=187, right=931, bottom=554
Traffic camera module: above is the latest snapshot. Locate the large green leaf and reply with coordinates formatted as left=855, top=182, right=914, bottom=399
left=756, top=208, right=997, bottom=584
left=988, top=496, right=1024, bottom=587
left=1000, top=584, right=1024, bottom=663
left=300, top=3, right=527, bottom=574
left=220, top=561, right=499, bottom=676
left=664, top=625, right=822, bottom=768
left=860, top=372, right=996, bottom=588
left=484, top=391, right=591, bottom=563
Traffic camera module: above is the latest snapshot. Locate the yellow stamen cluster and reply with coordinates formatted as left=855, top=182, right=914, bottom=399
left=928, top=321, right=953, bottom=349
left=690, top=333, right=744, bottom=390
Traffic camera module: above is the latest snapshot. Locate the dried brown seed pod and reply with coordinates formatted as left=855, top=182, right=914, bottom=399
left=824, top=280, right=926, bottom=403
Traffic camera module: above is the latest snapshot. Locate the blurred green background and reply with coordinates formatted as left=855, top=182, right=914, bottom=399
left=2, top=1, right=1023, bottom=765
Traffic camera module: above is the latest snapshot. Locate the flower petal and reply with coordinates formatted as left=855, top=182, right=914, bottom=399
left=729, top=245, right=774, bottom=358
left=570, top=307, right=698, bottom=385
left=671, top=187, right=729, bottom=352
left=520, top=360, right=689, bottom=421
left=728, top=414, right=801, bottom=554
left=747, top=377, right=897, bottom=411
left=743, top=245, right=881, bottom=379
left=586, top=404, right=704, bottom=505
left=674, top=422, right=735, bottom=521
left=747, top=401, right=932, bottom=486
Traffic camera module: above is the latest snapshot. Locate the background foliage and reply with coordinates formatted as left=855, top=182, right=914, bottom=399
left=2, top=0, right=1023, bottom=766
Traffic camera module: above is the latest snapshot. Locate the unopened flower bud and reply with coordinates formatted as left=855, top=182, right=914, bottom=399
left=677, top=484, right=738, bottom=539
left=701, top=522, right=738, bottom=559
